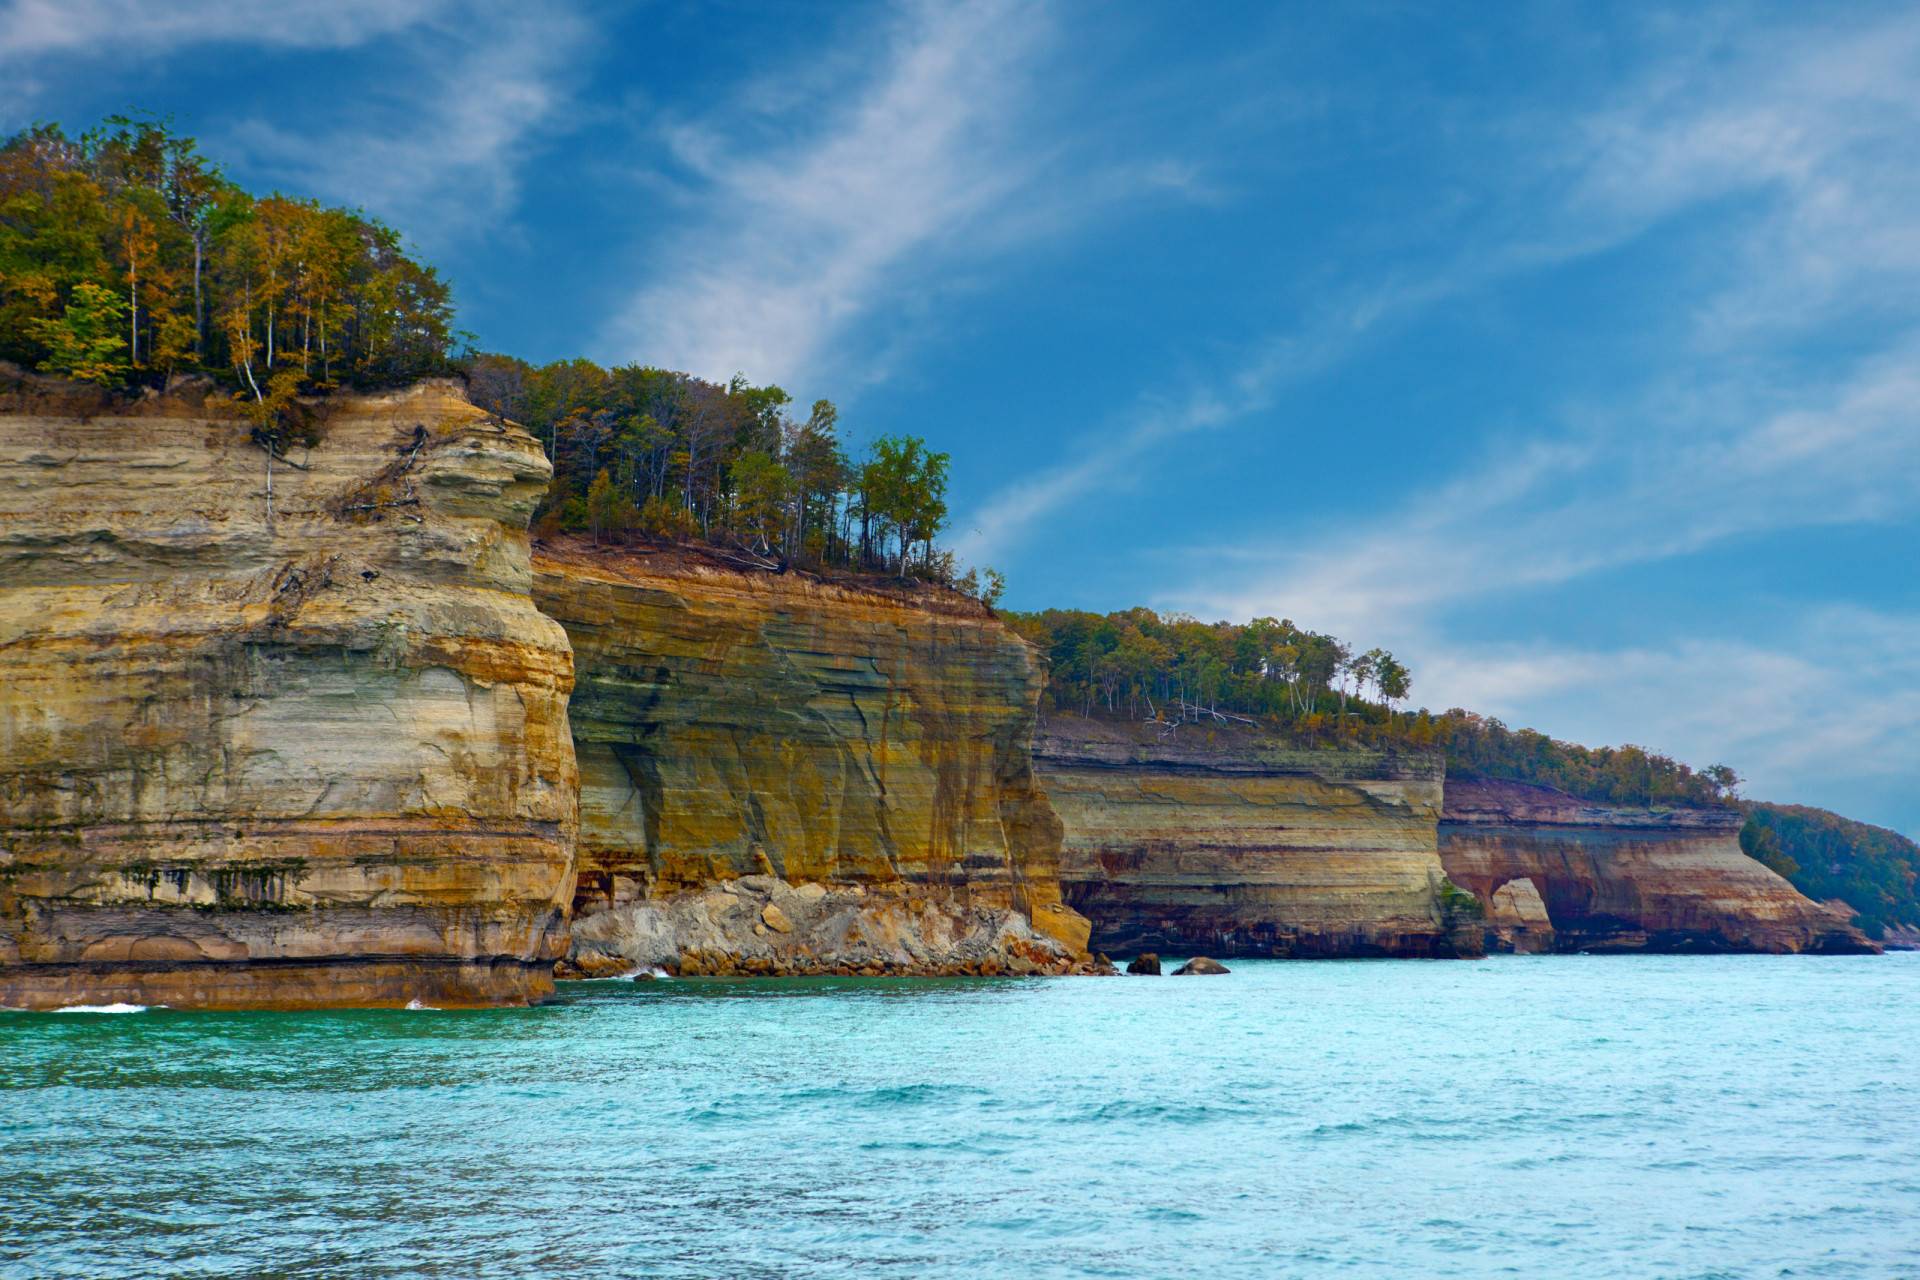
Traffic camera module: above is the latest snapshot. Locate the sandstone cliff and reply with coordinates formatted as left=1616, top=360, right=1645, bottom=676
left=531, top=542, right=1089, bottom=973
left=1439, top=779, right=1876, bottom=954
left=0, top=368, right=577, bottom=1009
left=1037, top=716, right=1479, bottom=958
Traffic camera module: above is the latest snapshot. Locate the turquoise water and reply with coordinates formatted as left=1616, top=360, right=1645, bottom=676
left=4, top=954, right=1917, bottom=1279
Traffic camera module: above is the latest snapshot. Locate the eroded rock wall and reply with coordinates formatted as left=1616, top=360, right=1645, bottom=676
left=531, top=542, right=1088, bottom=972
left=0, top=368, right=577, bottom=1009
left=1439, top=779, right=1876, bottom=954
left=1038, top=717, right=1477, bottom=958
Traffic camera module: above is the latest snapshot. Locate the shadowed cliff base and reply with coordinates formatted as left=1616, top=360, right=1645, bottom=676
left=0, top=370, right=578, bottom=1009
left=1037, top=713, right=1483, bottom=959
left=1441, top=779, right=1877, bottom=955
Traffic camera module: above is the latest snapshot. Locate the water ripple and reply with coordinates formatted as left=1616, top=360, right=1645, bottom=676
left=3, top=953, right=1918, bottom=1278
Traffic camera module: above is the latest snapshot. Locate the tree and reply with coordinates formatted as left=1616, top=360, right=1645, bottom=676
left=864, top=434, right=950, bottom=576
left=586, top=468, right=635, bottom=545
left=1374, top=651, right=1411, bottom=722
left=730, top=450, right=789, bottom=553
left=27, top=282, right=127, bottom=383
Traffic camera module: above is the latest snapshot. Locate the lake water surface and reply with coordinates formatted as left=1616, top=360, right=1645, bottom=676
left=5, top=953, right=1917, bottom=1278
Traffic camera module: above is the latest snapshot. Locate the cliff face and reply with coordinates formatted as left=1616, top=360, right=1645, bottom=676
left=1038, top=717, right=1478, bottom=958
left=0, top=369, right=577, bottom=1009
left=1439, top=779, right=1876, bottom=954
left=531, top=543, right=1088, bottom=970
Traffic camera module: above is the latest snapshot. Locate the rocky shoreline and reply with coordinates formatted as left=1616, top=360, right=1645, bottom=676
left=561, top=875, right=1110, bottom=979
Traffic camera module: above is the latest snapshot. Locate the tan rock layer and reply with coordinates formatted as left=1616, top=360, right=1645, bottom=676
left=0, top=369, right=578, bottom=1009
left=1039, top=717, right=1479, bottom=958
left=532, top=543, right=1086, bottom=957
left=1439, top=779, right=1876, bottom=954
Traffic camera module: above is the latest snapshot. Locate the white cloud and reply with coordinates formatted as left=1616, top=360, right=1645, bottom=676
left=958, top=273, right=1468, bottom=561
left=0, top=0, right=585, bottom=249
left=1412, top=607, right=1920, bottom=829
left=963, top=9, right=1920, bottom=575
left=0, top=0, right=439, bottom=60
left=954, top=9, right=1920, bottom=825
left=603, top=0, right=1055, bottom=389
left=221, top=4, right=587, bottom=243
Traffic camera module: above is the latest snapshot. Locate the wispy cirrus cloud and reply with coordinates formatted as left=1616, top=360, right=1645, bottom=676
left=969, top=8, right=1920, bottom=569
left=0, top=0, right=586, bottom=249
left=953, top=7, right=1920, bottom=826
left=604, top=0, right=1056, bottom=389
left=1413, top=605, right=1920, bottom=823
left=222, top=4, right=588, bottom=243
left=1183, top=11, right=1920, bottom=636
left=0, top=0, right=440, bottom=61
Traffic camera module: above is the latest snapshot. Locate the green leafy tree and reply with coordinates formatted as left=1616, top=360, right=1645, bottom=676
left=730, top=450, right=789, bottom=553
left=26, top=281, right=127, bottom=383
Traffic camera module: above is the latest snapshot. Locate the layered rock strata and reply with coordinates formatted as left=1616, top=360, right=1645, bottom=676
left=1440, top=779, right=1876, bottom=954
left=565, top=874, right=1099, bottom=978
left=0, top=368, right=577, bottom=1009
left=531, top=542, right=1090, bottom=973
left=1038, top=716, right=1480, bottom=958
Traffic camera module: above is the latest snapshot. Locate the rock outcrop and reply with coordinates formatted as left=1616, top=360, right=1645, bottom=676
left=531, top=541, right=1090, bottom=973
left=0, top=368, right=577, bottom=1009
left=564, top=874, right=1097, bottom=978
left=1484, top=877, right=1555, bottom=953
left=1439, top=779, right=1876, bottom=954
left=1039, top=716, right=1480, bottom=958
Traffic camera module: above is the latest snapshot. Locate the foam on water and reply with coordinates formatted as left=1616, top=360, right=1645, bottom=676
left=2, top=954, right=1916, bottom=1278
left=49, top=1003, right=148, bottom=1014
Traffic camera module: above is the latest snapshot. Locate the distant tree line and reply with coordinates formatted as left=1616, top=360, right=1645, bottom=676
left=0, top=116, right=459, bottom=419
left=1005, top=607, right=1413, bottom=734
left=465, top=354, right=977, bottom=585
left=1008, top=607, right=1743, bottom=807
left=1437, top=710, right=1741, bottom=807
left=1740, top=805, right=1919, bottom=941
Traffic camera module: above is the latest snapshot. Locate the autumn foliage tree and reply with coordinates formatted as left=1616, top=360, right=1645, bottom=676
left=1, top=115, right=459, bottom=398
left=468, top=354, right=975, bottom=586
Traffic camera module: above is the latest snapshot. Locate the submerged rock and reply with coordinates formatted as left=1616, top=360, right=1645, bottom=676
left=1126, top=953, right=1162, bottom=975
left=1172, top=957, right=1230, bottom=975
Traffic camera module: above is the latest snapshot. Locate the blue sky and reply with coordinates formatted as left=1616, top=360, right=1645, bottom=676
left=6, top=0, right=1917, bottom=834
